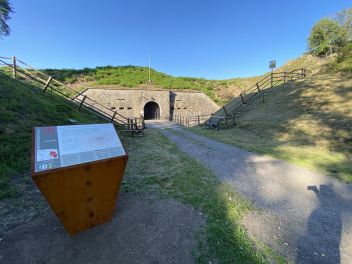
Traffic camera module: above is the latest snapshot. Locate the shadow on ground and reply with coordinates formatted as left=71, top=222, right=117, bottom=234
left=0, top=193, right=204, bottom=264
left=296, top=184, right=345, bottom=263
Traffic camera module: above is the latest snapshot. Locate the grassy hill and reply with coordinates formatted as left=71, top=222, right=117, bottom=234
left=0, top=73, right=103, bottom=199
left=41, top=55, right=324, bottom=105
left=0, top=54, right=331, bottom=107
left=42, top=66, right=243, bottom=105
left=191, top=70, right=352, bottom=183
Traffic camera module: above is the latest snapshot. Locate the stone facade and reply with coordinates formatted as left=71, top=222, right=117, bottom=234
left=80, top=88, right=219, bottom=120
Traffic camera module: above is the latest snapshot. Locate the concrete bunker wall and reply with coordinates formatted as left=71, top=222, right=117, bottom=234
left=170, top=91, right=219, bottom=117
left=81, top=88, right=219, bottom=120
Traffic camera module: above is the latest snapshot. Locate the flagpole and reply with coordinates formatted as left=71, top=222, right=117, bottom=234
left=148, top=54, right=151, bottom=83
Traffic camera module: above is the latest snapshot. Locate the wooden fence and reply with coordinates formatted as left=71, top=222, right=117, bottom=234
left=173, top=68, right=307, bottom=127
left=0, top=56, right=143, bottom=129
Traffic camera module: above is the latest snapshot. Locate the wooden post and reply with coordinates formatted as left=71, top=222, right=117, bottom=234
left=43, top=76, right=53, bottom=92
left=79, top=95, right=87, bottom=110
left=222, top=106, right=228, bottom=116
left=197, top=115, right=200, bottom=126
left=256, top=83, right=260, bottom=92
left=111, top=111, right=117, bottom=122
left=270, top=72, right=273, bottom=87
left=12, top=56, right=17, bottom=80
left=283, top=72, right=286, bottom=83
left=240, top=94, right=245, bottom=104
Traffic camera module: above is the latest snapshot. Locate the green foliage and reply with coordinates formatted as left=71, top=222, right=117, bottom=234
left=337, top=42, right=352, bottom=62
left=333, top=42, right=352, bottom=71
left=0, top=0, right=13, bottom=36
left=308, top=18, right=348, bottom=57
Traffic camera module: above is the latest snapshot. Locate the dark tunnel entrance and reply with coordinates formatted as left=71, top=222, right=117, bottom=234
left=144, top=101, right=160, bottom=120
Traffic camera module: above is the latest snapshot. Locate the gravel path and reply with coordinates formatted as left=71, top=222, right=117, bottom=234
left=155, top=124, right=352, bottom=264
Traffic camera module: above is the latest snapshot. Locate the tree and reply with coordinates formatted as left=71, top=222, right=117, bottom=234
left=337, top=8, right=352, bottom=40
left=0, top=0, right=13, bottom=36
left=308, top=18, right=348, bottom=57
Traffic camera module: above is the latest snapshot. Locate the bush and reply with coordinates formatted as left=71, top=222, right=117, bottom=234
left=337, top=42, right=352, bottom=62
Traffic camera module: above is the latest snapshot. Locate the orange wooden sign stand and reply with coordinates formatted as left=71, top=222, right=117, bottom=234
left=31, top=124, right=128, bottom=236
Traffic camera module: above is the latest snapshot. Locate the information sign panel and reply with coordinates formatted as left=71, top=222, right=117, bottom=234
left=31, top=123, right=128, bottom=236
left=34, top=123, right=125, bottom=172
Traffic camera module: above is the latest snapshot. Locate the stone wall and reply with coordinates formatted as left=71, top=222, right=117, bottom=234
left=170, top=91, right=219, bottom=117
left=80, top=88, right=219, bottom=120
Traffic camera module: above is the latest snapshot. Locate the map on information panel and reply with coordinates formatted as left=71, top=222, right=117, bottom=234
left=34, top=123, right=125, bottom=172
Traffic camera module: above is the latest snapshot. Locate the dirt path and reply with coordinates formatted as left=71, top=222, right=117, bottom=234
left=0, top=192, right=204, bottom=264
left=157, top=125, right=352, bottom=264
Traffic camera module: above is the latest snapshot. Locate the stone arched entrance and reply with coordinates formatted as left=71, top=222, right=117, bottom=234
left=144, top=101, right=160, bottom=120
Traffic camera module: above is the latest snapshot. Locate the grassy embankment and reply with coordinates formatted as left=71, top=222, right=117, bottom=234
left=0, top=73, right=103, bottom=199
left=0, top=73, right=284, bottom=263
left=191, top=70, right=352, bottom=183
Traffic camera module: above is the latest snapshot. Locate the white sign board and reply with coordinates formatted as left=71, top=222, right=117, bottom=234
left=34, top=123, right=126, bottom=172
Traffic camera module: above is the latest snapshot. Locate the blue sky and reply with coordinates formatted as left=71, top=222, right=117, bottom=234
left=1, top=1, right=351, bottom=79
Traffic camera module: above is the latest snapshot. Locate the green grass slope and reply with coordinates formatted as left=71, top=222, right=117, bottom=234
left=41, top=54, right=329, bottom=106
left=191, top=71, right=352, bottom=183
left=0, top=73, right=102, bottom=199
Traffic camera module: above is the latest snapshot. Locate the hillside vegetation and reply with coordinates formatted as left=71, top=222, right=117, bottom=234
left=42, top=66, right=243, bottom=104
left=191, top=70, right=352, bottom=183
left=0, top=73, right=102, bottom=199
left=41, top=55, right=322, bottom=105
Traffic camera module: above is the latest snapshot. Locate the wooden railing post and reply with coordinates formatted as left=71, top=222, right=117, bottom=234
left=12, top=56, right=17, bottom=79
left=79, top=95, right=87, bottom=110
left=256, top=83, right=260, bottom=92
left=283, top=72, right=286, bottom=83
left=270, top=72, right=273, bottom=87
left=43, top=76, right=53, bottom=92
left=111, top=111, right=117, bottom=122
left=197, top=115, right=200, bottom=126
left=240, top=94, right=245, bottom=104
left=222, top=105, right=228, bottom=116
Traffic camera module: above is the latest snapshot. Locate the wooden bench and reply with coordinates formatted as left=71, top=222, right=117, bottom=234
left=120, top=121, right=145, bottom=137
